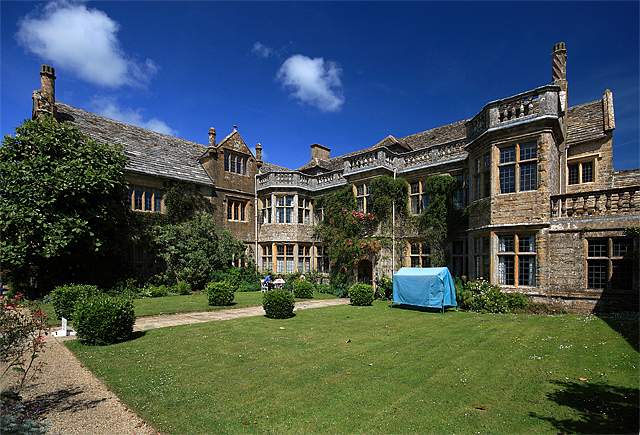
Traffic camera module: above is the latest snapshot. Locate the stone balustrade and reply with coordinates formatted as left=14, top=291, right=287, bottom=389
left=401, top=139, right=467, bottom=169
left=466, top=85, right=562, bottom=143
left=257, top=169, right=345, bottom=191
left=550, top=186, right=640, bottom=219
left=343, top=149, right=395, bottom=174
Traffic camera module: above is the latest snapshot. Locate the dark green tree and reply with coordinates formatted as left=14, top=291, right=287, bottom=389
left=152, top=214, right=245, bottom=290
left=0, top=116, right=129, bottom=294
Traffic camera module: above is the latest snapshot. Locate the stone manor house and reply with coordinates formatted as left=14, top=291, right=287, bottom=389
left=30, top=43, right=639, bottom=311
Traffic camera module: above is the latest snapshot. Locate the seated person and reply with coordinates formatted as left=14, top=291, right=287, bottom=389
left=264, top=273, right=273, bottom=289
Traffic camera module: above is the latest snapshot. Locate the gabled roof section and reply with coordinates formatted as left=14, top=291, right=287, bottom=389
left=400, top=119, right=468, bottom=150
left=373, top=135, right=411, bottom=153
left=56, top=102, right=214, bottom=186
left=216, top=128, right=254, bottom=157
left=566, top=100, right=606, bottom=145
left=296, top=158, right=334, bottom=174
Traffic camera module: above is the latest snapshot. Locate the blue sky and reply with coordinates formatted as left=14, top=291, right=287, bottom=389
left=2, top=1, right=639, bottom=171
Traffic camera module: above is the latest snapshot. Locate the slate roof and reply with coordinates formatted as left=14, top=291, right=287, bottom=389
left=56, top=102, right=214, bottom=186
left=566, top=100, right=605, bottom=145
left=400, top=119, right=468, bottom=150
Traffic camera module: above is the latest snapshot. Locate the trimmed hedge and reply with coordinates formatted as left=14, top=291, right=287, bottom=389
left=73, top=294, right=135, bottom=345
left=50, top=284, right=99, bottom=320
left=292, top=280, right=314, bottom=298
left=262, top=288, right=295, bottom=319
left=349, top=283, right=374, bottom=306
left=206, top=281, right=235, bottom=306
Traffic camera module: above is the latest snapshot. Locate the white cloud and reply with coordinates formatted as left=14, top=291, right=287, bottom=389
left=91, top=97, right=178, bottom=136
left=16, top=0, right=157, bottom=88
left=276, top=54, right=344, bottom=113
left=251, top=42, right=275, bottom=58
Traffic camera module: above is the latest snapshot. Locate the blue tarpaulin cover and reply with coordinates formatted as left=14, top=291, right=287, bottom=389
left=392, top=267, right=457, bottom=310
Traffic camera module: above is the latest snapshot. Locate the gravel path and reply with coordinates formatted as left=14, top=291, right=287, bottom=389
left=4, top=298, right=350, bottom=435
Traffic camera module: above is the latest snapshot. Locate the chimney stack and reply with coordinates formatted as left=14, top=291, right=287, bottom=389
left=551, top=42, right=568, bottom=112
left=255, top=143, right=263, bottom=169
left=208, top=127, right=216, bottom=148
left=32, top=65, right=57, bottom=119
left=310, top=143, right=331, bottom=161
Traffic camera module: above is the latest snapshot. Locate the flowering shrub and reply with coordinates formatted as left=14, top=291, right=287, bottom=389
left=205, top=281, right=235, bottom=306
left=1, top=294, right=48, bottom=392
left=293, top=280, right=314, bottom=298
left=262, top=288, right=295, bottom=319
left=73, top=294, right=135, bottom=345
left=349, top=283, right=374, bottom=306
left=314, top=185, right=381, bottom=285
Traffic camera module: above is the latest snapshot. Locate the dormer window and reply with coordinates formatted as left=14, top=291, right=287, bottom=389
left=224, top=152, right=247, bottom=175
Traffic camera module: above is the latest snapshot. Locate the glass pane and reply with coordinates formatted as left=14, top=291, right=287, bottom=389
left=500, top=146, right=516, bottom=164
left=519, top=235, right=535, bottom=253
left=588, top=240, right=607, bottom=258
left=518, top=256, right=535, bottom=286
left=568, top=164, right=579, bottom=185
left=277, top=245, right=284, bottom=255
left=582, top=161, right=593, bottom=183
left=520, top=142, right=537, bottom=160
left=154, top=190, right=162, bottom=212
left=498, top=256, right=514, bottom=285
left=612, top=239, right=632, bottom=257
left=134, top=188, right=143, bottom=210
left=410, top=182, right=420, bottom=194
left=520, top=163, right=537, bottom=191
left=356, top=184, right=364, bottom=196
left=411, top=243, right=420, bottom=255
left=145, top=189, right=152, bottom=210
left=499, top=235, right=514, bottom=252
left=500, top=166, right=516, bottom=193
left=587, top=260, right=607, bottom=289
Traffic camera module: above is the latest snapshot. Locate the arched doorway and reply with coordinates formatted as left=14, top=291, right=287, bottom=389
left=357, top=260, right=372, bottom=284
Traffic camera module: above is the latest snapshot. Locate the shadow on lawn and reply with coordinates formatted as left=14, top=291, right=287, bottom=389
left=594, top=312, right=639, bottom=353
left=530, top=380, right=639, bottom=434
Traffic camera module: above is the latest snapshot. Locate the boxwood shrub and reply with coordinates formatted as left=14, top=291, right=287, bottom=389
left=50, top=284, right=99, bottom=320
left=176, top=281, right=191, bottom=295
left=292, top=280, right=314, bottom=298
left=73, top=294, right=135, bottom=345
left=206, top=281, right=235, bottom=306
left=350, top=283, right=374, bottom=306
left=262, top=288, right=295, bottom=319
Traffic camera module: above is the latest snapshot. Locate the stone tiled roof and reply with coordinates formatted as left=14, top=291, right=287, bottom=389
left=259, top=161, right=294, bottom=173
left=399, top=119, right=468, bottom=150
left=566, top=100, right=605, bottom=145
left=56, top=103, right=214, bottom=186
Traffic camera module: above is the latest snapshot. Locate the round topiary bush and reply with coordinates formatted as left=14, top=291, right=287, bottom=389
left=73, top=294, right=135, bottom=345
left=50, top=284, right=99, bottom=320
left=262, top=288, right=295, bottom=319
left=292, top=280, right=314, bottom=298
left=206, top=281, right=235, bottom=306
left=349, top=283, right=374, bottom=306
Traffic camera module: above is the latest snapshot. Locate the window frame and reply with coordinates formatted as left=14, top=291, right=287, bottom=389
left=497, top=233, right=536, bottom=287
left=497, top=141, right=538, bottom=195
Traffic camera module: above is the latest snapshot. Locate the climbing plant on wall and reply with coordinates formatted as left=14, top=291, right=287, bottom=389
left=418, top=174, right=460, bottom=266
left=314, top=184, right=381, bottom=285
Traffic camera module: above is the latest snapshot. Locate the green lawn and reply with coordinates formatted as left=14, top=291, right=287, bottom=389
left=133, top=291, right=336, bottom=317
left=39, top=291, right=337, bottom=322
left=66, top=302, right=639, bottom=435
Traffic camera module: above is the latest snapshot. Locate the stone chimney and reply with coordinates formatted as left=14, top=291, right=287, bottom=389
left=310, top=143, right=331, bottom=161
left=32, top=65, right=57, bottom=119
left=603, top=89, right=615, bottom=131
left=255, top=143, right=263, bottom=169
left=208, top=127, right=216, bottom=148
left=551, top=42, right=568, bottom=113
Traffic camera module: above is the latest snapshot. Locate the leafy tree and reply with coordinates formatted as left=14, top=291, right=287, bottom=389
left=314, top=184, right=381, bottom=285
left=152, top=214, right=245, bottom=290
left=0, top=116, right=129, bottom=294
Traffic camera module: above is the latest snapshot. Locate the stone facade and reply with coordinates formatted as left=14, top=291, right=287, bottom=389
left=29, top=42, right=639, bottom=312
